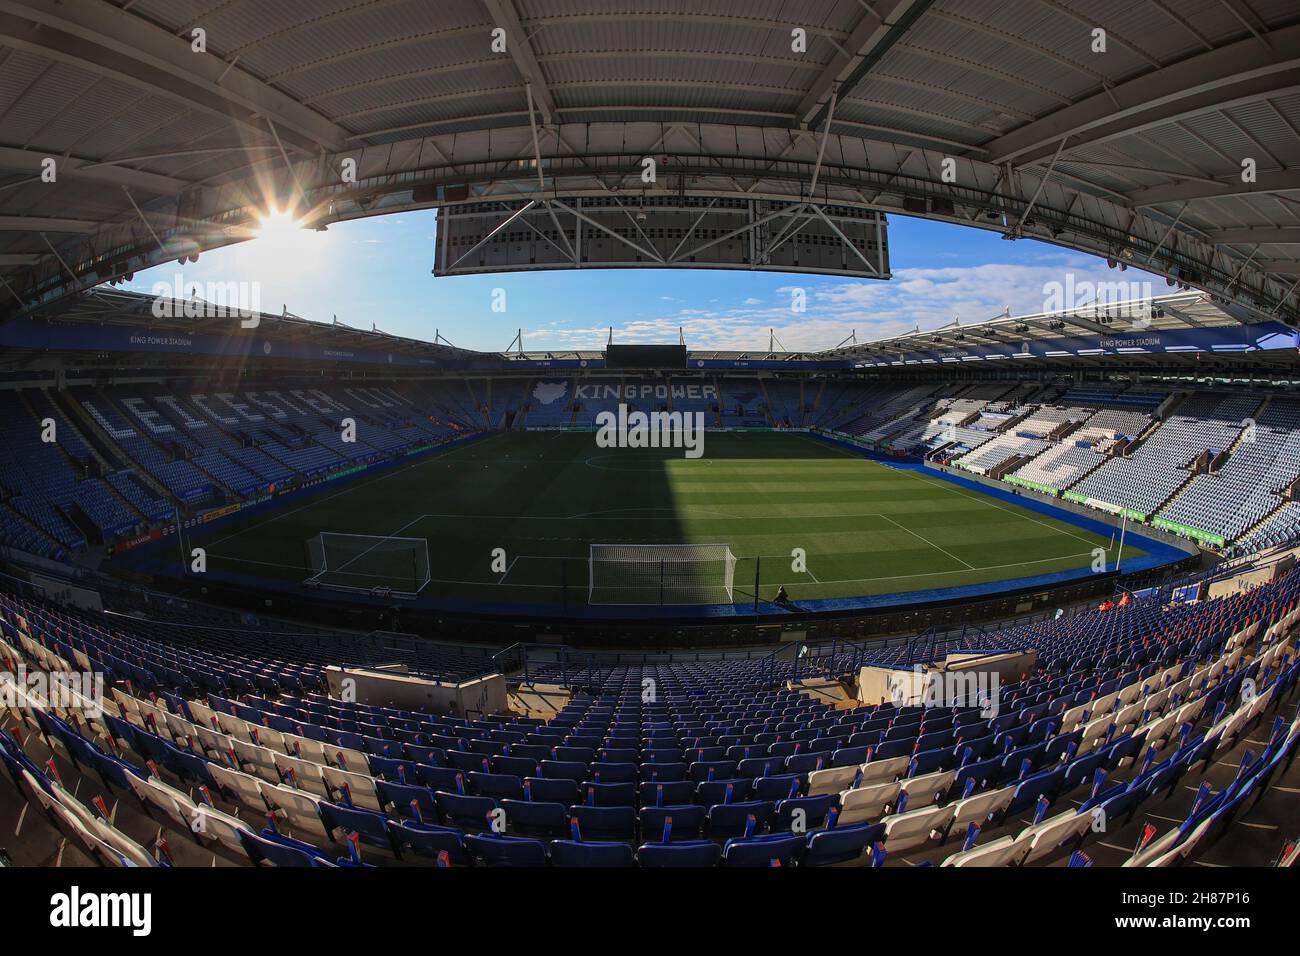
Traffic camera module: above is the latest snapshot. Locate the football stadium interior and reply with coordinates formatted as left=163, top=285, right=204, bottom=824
left=1, top=0, right=1299, bottom=895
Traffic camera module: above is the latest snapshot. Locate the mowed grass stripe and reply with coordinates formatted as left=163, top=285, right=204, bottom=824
left=184, top=431, right=1143, bottom=605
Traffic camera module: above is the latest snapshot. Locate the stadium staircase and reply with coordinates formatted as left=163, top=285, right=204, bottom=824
left=807, top=379, right=826, bottom=427
left=1152, top=407, right=1261, bottom=521
left=1240, top=498, right=1294, bottom=544
left=49, top=390, right=139, bottom=481
left=757, top=379, right=775, bottom=427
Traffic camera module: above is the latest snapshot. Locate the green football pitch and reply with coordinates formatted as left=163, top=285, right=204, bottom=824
left=180, top=431, right=1143, bottom=607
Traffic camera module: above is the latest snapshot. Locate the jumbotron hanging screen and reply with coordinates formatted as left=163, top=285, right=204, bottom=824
left=605, top=344, right=688, bottom=369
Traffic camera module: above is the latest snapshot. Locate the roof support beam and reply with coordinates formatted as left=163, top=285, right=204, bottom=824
left=0, top=215, right=95, bottom=232
left=1207, top=226, right=1300, bottom=244
left=1257, top=260, right=1300, bottom=274
left=481, top=0, right=556, bottom=124
left=806, top=0, right=938, bottom=130
left=0, top=146, right=190, bottom=196
left=984, top=21, right=1300, bottom=166
left=0, top=0, right=349, bottom=153
left=1128, top=168, right=1300, bottom=206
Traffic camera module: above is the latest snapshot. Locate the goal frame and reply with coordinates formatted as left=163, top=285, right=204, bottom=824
left=304, top=531, right=431, bottom=600
left=587, top=542, right=737, bottom=606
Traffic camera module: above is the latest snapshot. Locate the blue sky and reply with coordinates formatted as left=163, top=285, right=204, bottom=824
left=125, top=209, right=1165, bottom=353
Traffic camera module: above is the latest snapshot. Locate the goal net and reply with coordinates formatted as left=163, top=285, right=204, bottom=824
left=589, top=543, right=736, bottom=605
left=305, top=532, right=431, bottom=599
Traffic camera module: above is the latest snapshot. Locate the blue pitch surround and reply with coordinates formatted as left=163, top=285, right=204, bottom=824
left=112, top=432, right=1195, bottom=622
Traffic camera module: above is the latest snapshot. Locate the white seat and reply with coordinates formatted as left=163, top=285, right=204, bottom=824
left=192, top=804, right=255, bottom=855
left=126, top=771, right=198, bottom=831
left=1059, top=702, right=1090, bottom=732
left=326, top=744, right=371, bottom=774
left=249, top=725, right=285, bottom=752
left=164, top=711, right=198, bottom=745
left=273, top=752, right=329, bottom=796
left=187, top=699, right=219, bottom=730
left=807, top=764, right=862, bottom=797
left=215, top=711, right=254, bottom=743
left=1137, top=713, right=1178, bottom=751
left=194, top=726, right=234, bottom=761
left=320, top=764, right=382, bottom=810
left=281, top=733, right=328, bottom=765
left=1114, top=701, right=1145, bottom=734
left=858, top=755, right=909, bottom=785
left=1016, top=808, right=1093, bottom=865
left=232, top=739, right=284, bottom=784
left=109, top=688, right=141, bottom=718
left=941, top=834, right=1022, bottom=867
left=1172, top=696, right=1205, bottom=728
left=837, top=780, right=900, bottom=825
left=1081, top=711, right=1115, bottom=744
left=899, top=769, right=955, bottom=808
left=946, top=784, right=1015, bottom=837
left=258, top=781, right=329, bottom=836
left=883, top=803, right=956, bottom=852
left=209, top=763, right=270, bottom=813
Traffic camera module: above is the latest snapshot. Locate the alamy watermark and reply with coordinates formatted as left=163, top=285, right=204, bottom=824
left=595, top=403, right=705, bottom=459
left=1042, top=274, right=1156, bottom=330
left=149, top=273, right=262, bottom=328
left=889, top=666, right=1000, bottom=718
left=1, top=666, right=104, bottom=718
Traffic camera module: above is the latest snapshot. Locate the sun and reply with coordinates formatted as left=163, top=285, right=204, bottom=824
left=248, top=207, right=324, bottom=275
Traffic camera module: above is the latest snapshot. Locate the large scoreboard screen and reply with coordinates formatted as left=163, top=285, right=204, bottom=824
left=434, top=195, right=890, bottom=280
left=605, top=344, right=688, bottom=369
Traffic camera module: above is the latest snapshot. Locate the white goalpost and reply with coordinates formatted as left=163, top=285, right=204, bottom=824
left=588, top=543, right=737, bottom=605
left=305, top=532, right=432, bottom=599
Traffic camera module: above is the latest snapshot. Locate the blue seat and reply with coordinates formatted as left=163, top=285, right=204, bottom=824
left=464, top=833, right=548, bottom=867
left=695, top=778, right=752, bottom=806
left=784, top=753, right=828, bottom=774
left=417, top=764, right=465, bottom=792
left=568, top=805, right=636, bottom=841
left=317, top=801, right=395, bottom=853
left=773, top=794, right=836, bottom=830
left=375, top=780, right=439, bottom=821
left=831, top=745, right=870, bottom=767
left=640, top=780, right=694, bottom=806
left=636, top=841, right=722, bottom=867
left=579, top=781, right=636, bottom=807
left=752, top=774, right=805, bottom=801
left=723, top=833, right=806, bottom=867
left=707, top=800, right=774, bottom=839
left=162, top=742, right=216, bottom=788
left=468, top=771, right=524, bottom=800
left=492, top=754, right=539, bottom=778
left=591, top=762, right=637, bottom=784
left=736, top=756, right=784, bottom=778
left=446, top=750, right=490, bottom=773
left=804, top=822, right=886, bottom=866
left=540, top=759, right=589, bottom=781
left=1008, top=765, right=1067, bottom=816
left=640, top=762, right=687, bottom=782
left=524, top=776, right=581, bottom=804
left=549, top=840, right=635, bottom=867
left=500, top=799, right=569, bottom=839
left=368, top=755, right=419, bottom=782
left=388, top=821, right=466, bottom=864
left=239, top=829, right=334, bottom=867
left=434, top=791, right=498, bottom=829
left=639, top=804, right=707, bottom=842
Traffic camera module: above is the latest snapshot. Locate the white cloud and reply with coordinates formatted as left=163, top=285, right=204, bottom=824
left=522, top=255, right=1162, bottom=352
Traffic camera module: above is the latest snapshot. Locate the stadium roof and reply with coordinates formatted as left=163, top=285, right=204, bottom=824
left=7, top=285, right=1289, bottom=376
left=2, top=0, right=1300, bottom=325
left=824, top=289, right=1260, bottom=352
